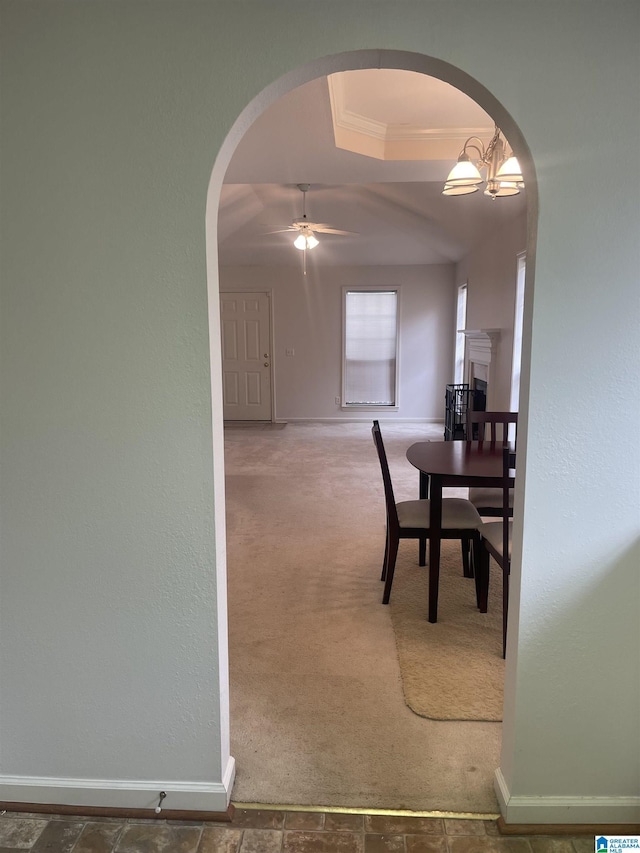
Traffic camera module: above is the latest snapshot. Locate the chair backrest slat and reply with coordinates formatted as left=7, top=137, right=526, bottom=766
left=371, top=420, right=399, bottom=530
left=467, top=410, right=518, bottom=444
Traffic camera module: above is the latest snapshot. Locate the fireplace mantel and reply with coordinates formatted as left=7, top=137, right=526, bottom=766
left=461, top=329, right=501, bottom=360
left=461, top=329, right=501, bottom=344
left=461, top=330, right=501, bottom=406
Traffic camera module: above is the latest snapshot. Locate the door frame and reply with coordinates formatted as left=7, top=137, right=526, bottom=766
left=205, top=47, right=536, bottom=817
left=220, top=288, right=275, bottom=423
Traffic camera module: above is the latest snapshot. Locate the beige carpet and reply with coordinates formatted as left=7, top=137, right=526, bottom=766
left=224, top=421, right=502, bottom=813
left=390, top=541, right=504, bottom=722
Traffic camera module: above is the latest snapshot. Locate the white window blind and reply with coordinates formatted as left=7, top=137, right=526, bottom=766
left=344, top=289, right=398, bottom=406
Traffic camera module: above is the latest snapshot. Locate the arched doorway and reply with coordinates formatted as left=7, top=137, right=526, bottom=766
left=206, top=49, right=536, bottom=812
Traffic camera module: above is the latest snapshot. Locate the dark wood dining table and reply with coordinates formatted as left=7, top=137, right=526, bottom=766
left=405, top=440, right=509, bottom=623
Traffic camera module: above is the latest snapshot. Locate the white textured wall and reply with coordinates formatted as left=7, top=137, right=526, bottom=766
left=1, top=0, right=638, bottom=823
left=0, top=0, right=232, bottom=810
left=457, top=210, right=527, bottom=410
left=220, top=265, right=455, bottom=422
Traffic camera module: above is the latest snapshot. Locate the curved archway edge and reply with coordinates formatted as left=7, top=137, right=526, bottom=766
left=206, top=48, right=537, bottom=817
left=207, top=49, right=536, bottom=218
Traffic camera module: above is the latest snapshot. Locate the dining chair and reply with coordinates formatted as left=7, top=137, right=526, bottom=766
left=466, top=411, right=518, bottom=517
left=476, top=443, right=516, bottom=658
left=371, top=420, right=484, bottom=607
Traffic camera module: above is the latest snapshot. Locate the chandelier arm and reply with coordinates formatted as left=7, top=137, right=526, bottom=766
left=461, top=138, right=486, bottom=161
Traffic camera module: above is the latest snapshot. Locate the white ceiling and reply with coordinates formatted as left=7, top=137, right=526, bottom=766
left=218, top=71, right=526, bottom=267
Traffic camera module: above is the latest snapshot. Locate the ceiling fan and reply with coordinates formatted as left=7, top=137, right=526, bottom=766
left=270, top=184, right=357, bottom=274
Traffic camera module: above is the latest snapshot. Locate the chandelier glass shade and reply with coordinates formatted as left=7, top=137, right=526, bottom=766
left=443, top=126, right=524, bottom=199
left=496, top=156, right=524, bottom=184
left=444, top=155, right=483, bottom=187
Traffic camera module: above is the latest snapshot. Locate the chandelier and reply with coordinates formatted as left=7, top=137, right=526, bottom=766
left=443, top=125, right=524, bottom=198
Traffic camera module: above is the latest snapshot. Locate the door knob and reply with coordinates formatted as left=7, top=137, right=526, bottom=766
left=264, top=362, right=270, bottom=367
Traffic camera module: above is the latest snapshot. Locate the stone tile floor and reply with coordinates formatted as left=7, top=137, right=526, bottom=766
left=0, top=807, right=598, bottom=853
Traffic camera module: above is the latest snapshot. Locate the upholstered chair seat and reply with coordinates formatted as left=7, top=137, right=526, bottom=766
left=397, top=498, right=482, bottom=530
left=477, top=519, right=513, bottom=557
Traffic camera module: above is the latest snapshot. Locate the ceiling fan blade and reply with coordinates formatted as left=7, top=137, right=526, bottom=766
left=265, top=227, right=298, bottom=234
left=313, top=226, right=358, bottom=236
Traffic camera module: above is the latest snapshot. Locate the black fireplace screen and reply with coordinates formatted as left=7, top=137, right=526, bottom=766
left=444, top=382, right=486, bottom=440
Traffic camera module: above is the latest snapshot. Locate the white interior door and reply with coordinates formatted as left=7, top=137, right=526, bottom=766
left=220, top=291, right=272, bottom=421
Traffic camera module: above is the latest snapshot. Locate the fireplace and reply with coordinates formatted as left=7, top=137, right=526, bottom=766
left=463, top=329, right=500, bottom=410
left=468, top=378, right=487, bottom=439
left=445, top=330, right=499, bottom=440
left=473, top=377, right=487, bottom=410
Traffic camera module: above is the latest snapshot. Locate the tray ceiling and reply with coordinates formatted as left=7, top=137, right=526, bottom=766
left=218, top=70, right=525, bottom=267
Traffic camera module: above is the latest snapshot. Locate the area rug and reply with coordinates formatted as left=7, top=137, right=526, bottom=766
left=389, top=539, right=504, bottom=721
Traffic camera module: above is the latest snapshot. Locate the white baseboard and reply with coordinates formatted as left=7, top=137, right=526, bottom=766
left=277, top=418, right=444, bottom=424
left=495, top=768, right=640, bottom=825
left=0, top=756, right=236, bottom=814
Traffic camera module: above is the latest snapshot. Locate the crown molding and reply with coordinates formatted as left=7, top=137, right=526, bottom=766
left=328, top=73, right=492, bottom=158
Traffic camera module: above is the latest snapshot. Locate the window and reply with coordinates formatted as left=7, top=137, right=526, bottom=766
left=510, top=254, right=526, bottom=411
left=343, top=288, right=399, bottom=407
left=454, top=283, right=467, bottom=384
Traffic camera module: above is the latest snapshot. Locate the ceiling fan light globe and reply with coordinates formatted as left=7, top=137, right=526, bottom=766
left=294, top=232, right=320, bottom=250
